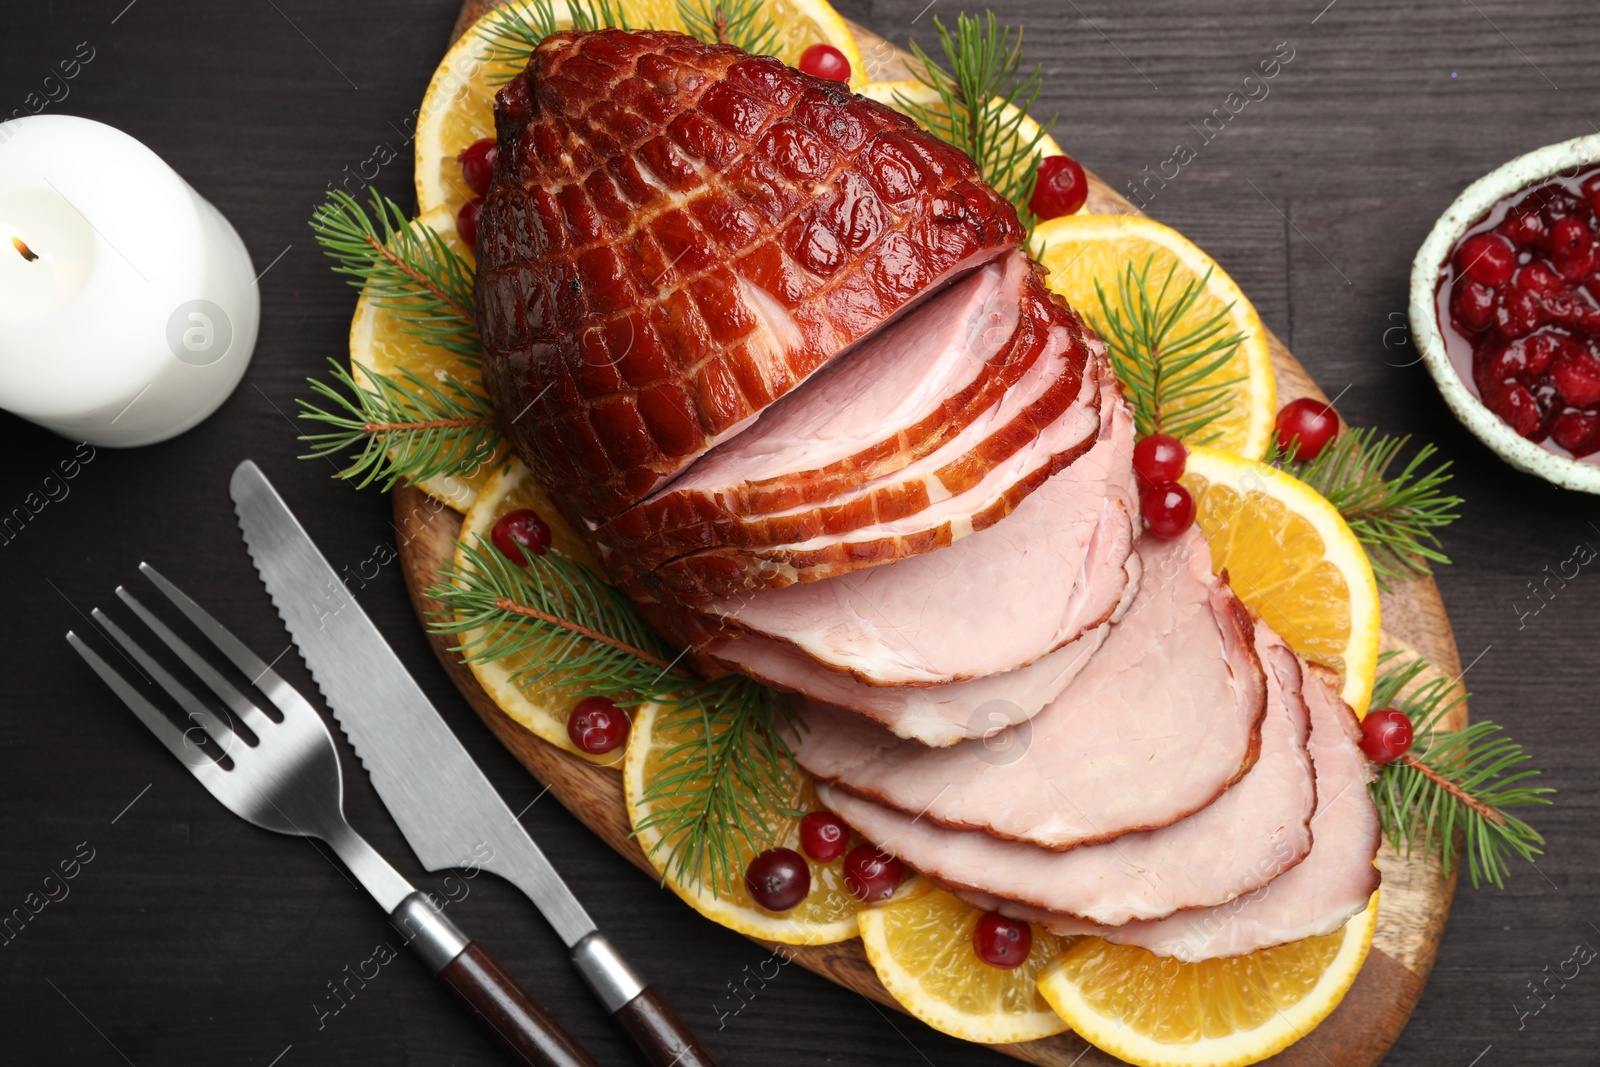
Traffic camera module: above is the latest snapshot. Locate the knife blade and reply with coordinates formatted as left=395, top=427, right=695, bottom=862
left=231, top=459, right=719, bottom=1067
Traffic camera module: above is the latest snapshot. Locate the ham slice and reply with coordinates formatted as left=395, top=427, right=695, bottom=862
left=642, top=332, right=1102, bottom=598
left=1002, top=664, right=1382, bottom=960
left=815, top=623, right=1314, bottom=925
left=790, top=529, right=1267, bottom=846
left=696, top=384, right=1140, bottom=685
left=477, top=30, right=1025, bottom=529
left=601, top=251, right=1041, bottom=553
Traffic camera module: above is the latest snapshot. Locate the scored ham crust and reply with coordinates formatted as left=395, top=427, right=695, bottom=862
left=477, top=29, right=1024, bottom=531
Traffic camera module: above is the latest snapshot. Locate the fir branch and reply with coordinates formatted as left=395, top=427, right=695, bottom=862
left=678, top=0, right=779, bottom=54
left=900, top=13, right=1055, bottom=232
left=1368, top=653, right=1553, bottom=889
left=309, top=190, right=480, bottom=362
left=477, top=0, right=631, bottom=81
left=1089, top=254, right=1245, bottom=443
left=427, top=539, right=801, bottom=894
left=1279, top=427, right=1462, bottom=590
left=297, top=359, right=502, bottom=490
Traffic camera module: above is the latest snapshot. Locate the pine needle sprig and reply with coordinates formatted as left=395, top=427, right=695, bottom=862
left=476, top=0, right=631, bottom=81
left=1278, top=427, right=1463, bottom=590
left=678, top=0, right=779, bottom=55
left=426, top=539, right=802, bottom=895
left=900, top=12, right=1055, bottom=232
left=1090, top=254, right=1246, bottom=443
left=1368, top=653, right=1553, bottom=888
left=297, top=359, right=502, bottom=490
left=309, top=190, right=480, bottom=362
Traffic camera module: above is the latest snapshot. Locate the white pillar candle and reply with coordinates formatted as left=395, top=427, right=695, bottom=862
left=0, top=115, right=259, bottom=447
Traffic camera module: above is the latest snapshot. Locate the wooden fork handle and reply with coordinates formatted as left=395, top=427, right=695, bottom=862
left=613, top=984, right=720, bottom=1067
left=394, top=891, right=597, bottom=1067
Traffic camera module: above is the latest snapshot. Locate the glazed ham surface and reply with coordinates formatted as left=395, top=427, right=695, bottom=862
left=477, top=29, right=1024, bottom=531
left=475, top=29, right=1382, bottom=963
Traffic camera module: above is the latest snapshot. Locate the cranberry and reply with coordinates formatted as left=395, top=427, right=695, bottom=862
left=1456, top=233, right=1515, bottom=287
left=1029, top=155, right=1089, bottom=220
left=745, top=848, right=811, bottom=912
left=459, top=137, right=499, bottom=196
left=1359, top=707, right=1414, bottom=764
left=1140, top=482, right=1195, bottom=539
left=1539, top=189, right=1587, bottom=225
left=798, top=43, right=851, bottom=82
left=458, top=196, right=485, bottom=248
left=1514, top=262, right=1563, bottom=294
left=1551, top=344, right=1600, bottom=407
left=1493, top=381, right=1545, bottom=437
left=1495, top=286, right=1544, bottom=338
left=1452, top=279, right=1497, bottom=332
left=1274, top=397, right=1341, bottom=460
left=566, top=696, right=629, bottom=754
left=1550, top=408, right=1600, bottom=455
left=799, top=811, right=849, bottom=863
left=491, top=508, right=552, bottom=563
left=973, top=913, right=1033, bottom=969
left=1132, top=433, right=1187, bottom=485
left=842, top=845, right=903, bottom=902
left=1499, top=209, right=1546, bottom=249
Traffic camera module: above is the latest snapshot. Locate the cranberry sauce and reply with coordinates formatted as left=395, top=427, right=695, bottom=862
left=1436, top=162, right=1600, bottom=460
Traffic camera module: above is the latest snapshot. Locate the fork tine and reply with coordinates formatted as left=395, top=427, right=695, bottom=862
left=139, top=561, right=323, bottom=724
left=116, top=586, right=272, bottom=737
left=67, top=631, right=221, bottom=774
left=90, top=608, right=238, bottom=761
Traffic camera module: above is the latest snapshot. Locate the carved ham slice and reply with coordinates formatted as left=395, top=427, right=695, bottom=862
left=982, top=664, right=1381, bottom=960
left=789, top=529, right=1267, bottom=847
left=815, top=622, right=1315, bottom=925
left=639, top=322, right=1102, bottom=598
left=477, top=30, right=1025, bottom=529
left=696, top=382, right=1139, bottom=684
left=599, top=250, right=1039, bottom=558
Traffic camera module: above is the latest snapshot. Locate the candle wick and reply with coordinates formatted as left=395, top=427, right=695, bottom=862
left=10, top=236, right=38, bottom=263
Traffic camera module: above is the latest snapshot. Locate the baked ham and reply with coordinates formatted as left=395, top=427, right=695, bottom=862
left=787, top=529, right=1267, bottom=847
left=698, top=377, right=1138, bottom=684
left=477, top=29, right=1024, bottom=530
left=992, top=664, right=1382, bottom=959
left=815, top=622, right=1316, bottom=925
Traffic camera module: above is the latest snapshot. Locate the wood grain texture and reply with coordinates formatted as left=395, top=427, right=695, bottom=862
left=391, top=10, right=1469, bottom=1064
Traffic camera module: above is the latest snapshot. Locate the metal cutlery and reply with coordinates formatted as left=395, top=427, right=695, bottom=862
left=67, top=565, right=599, bottom=1067
left=230, top=459, right=719, bottom=1067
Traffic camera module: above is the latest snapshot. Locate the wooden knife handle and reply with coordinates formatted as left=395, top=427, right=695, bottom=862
left=439, top=941, right=600, bottom=1067
left=613, top=984, right=721, bottom=1067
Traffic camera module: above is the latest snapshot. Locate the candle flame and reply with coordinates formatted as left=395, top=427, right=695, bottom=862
left=10, top=235, right=38, bottom=262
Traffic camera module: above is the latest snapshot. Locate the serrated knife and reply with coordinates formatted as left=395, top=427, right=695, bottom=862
left=231, top=459, right=719, bottom=1067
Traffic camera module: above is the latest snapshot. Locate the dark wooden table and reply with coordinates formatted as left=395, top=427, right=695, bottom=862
left=2, top=1, right=1597, bottom=1064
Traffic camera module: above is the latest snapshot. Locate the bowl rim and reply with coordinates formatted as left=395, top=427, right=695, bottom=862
left=1408, top=132, right=1600, bottom=494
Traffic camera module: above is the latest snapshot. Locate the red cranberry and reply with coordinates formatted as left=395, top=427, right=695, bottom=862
left=1140, top=482, right=1195, bottom=539
left=973, top=913, right=1033, bottom=969
left=1550, top=407, right=1600, bottom=455
left=799, top=811, right=849, bottom=863
left=1452, top=279, right=1497, bottom=332
left=1359, top=707, right=1414, bottom=764
left=1457, top=233, right=1515, bottom=287
left=1132, top=433, right=1187, bottom=485
left=491, top=508, right=552, bottom=563
left=1274, top=398, right=1341, bottom=460
left=1493, top=381, right=1545, bottom=437
left=798, top=43, right=851, bottom=82
left=745, top=848, right=811, bottom=912
left=1499, top=209, right=1546, bottom=249
left=459, top=137, right=498, bottom=197
left=458, top=196, right=485, bottom=248
left=842, top=845, right=903, bottom=902
left=1029, top=155, right=1089, bottom=220
left=567, top=696, right=629, bottom=754
left=1551, top=344, right=1600, bottom=407
left=1514, top=262, right=1563, bottom=294
left=1495, top=287, right=1544, bottom=338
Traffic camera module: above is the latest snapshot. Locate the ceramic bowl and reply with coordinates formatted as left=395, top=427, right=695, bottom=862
left=1409, top=132, right=1600, bottom=494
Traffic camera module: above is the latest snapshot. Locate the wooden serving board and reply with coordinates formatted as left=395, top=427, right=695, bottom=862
left=394, top=7, right=1467, bottom=1064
